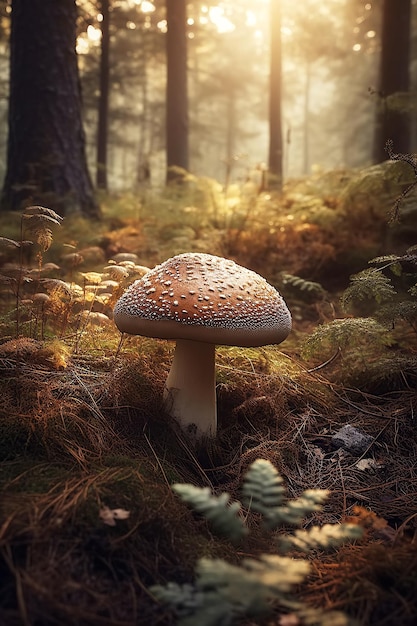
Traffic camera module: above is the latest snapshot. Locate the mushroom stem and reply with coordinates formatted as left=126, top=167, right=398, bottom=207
left=163, top=339, right=216, bottom=438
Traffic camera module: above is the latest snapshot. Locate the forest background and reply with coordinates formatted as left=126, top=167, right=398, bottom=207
left=0, top=0, right=415, bottom=202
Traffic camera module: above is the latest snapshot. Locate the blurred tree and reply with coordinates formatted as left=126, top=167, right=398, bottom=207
left=166, top=0, right=189, bottom=181
left=373, top=0, right=411, bottom=162
left=1, top=0, right=100, bottom=217
left=268, top=0, right=283, bottom=187
left=187, top=2, right=267, bottom=183
left=96, top=0, right=110, bottom=190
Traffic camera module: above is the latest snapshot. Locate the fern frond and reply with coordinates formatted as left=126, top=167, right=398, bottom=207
left=278, top=523, right=362, bottom=554
left=151, top=555, right=311, bottom=626
left=172, top=484, right=247, bottom=542
left=275, top=489, right=330, bottom=528
left=377, top=301, right=417, bottom=327
left=302, top=317, right=388, bottom=359
left=241, top=458, right=286, bottom=513
left=150, top=582, right=204, bottom=619
left=241, top=460, right=329, bottom=530
left=341, top=268, right=396, bottom=311
left=157, top=462, right=362, bottom=626
left=368, top=255, right=403, bottom=276
left=296, top=605, right=356, bottom=626
left=281, top=272, right=326, bottom=297
left=369, top=251, right=417, bottom=275
left=369, top=254, right=401, bottom=264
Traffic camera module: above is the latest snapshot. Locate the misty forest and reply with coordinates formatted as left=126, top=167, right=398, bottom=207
left=0, top=0, right=417, bottom=625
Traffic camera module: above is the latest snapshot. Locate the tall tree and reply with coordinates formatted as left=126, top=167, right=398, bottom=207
left=166, top=0, right=189, bottom=181
left=1, top=0, right=100, bottom=217
left=373, top=0, right=411, bottom=162
left=268, top=0, right=283, bottom=187
left=96, top=0, right=110, bottom=190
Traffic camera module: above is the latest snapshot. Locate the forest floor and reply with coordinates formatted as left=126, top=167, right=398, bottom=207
left=1, top=168, right=417, bottom=625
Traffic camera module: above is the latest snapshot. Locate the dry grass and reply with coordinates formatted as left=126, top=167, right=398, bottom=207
left=0, top=338, right=416, bottom=625
left=1, top=190, right=417, bottom=625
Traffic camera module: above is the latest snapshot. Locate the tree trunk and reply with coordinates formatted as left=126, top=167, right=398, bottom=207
left=1, top=0, right=100, bottom=218
left=268, top=0, right=283, bottom=188
left=373, top=0, right=411, bottom=163
left=166, top=0, right=189, bottom=182
left=96, top=0, right=110, bottom=190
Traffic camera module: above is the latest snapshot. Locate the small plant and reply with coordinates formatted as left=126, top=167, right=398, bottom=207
left=151, top=459, right=362, bottom=626
left=0, top=205, right=63, bottom=336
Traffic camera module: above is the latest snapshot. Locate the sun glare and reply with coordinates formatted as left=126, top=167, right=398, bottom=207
left=126, top=0, right=155, bottom=10
left=208, top=6, right=235, bottom=34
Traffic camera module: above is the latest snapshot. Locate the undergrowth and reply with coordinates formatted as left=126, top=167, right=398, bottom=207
left=0, top=166, right=417, bottom=625
left=152, top=459, right=362, bottom=626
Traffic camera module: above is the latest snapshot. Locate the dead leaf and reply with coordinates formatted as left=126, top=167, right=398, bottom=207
left=99, top=506, right=130, bottom=526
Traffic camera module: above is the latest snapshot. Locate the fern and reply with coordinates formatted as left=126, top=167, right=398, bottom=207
left=341, top=268, right=396, bottom=311
left=278, top=523, right=362, bottom=554
left=152, top=460, right=362, bottom=626
left=241, top=457, right=287, bottom=513
left=241, top=458, right=329, bottom=529
left=302, top=317, right=388, bottom=359
left=172, top=484, right=247, bottom=542
left=152, top=555, right=311, bottom=626
left=376, top=301, right=417, bottom=332
left=281, top=272, right=326, bottom=297
left=385, top=139, right=417, bottom=221
left=369, top=248, right=417, bottom=276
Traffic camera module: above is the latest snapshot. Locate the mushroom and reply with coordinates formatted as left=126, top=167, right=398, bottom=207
left=113, top=253, right=291, bottom=438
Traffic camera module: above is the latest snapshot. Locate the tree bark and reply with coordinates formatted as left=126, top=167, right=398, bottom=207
left=268, top=0, right=283, bottom=188
left=373, top=0, right=411, bottom=163
left=1, top=0, right=100, bottom=218
left=166, top=0, right=189, bottom=182
left=96, top=0, right=110, bottom=190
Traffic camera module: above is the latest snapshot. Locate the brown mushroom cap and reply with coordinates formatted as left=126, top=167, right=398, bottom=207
left=113, top=253, right=291, bottom=347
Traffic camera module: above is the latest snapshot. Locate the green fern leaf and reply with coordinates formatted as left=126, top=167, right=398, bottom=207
left=281, top=272, right=326, bottom=297
left=297, top=605, right=356, bottom=626
left=196, top=555, right=309, bottom=616
left=377, top=301, right=417, bottom=326
left=242, top=460, right=329, bottom=530
left=342, top=268, right=396, bottom=311
left=241, top=458, right=287, bottom=513
left=275, top=489, right=330, bottom=528
left=172, top=484, right=247, bottom=542
left=152, top=555, right=311, bottom=626
left=277, top=523, right=362, bottom=554
left=302, top=317, right=388, bottom=359
left=369, top=254, right=401, bottom=264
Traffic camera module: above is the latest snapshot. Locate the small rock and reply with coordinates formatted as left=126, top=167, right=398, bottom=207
left=331, top=424, right=374, bottom=455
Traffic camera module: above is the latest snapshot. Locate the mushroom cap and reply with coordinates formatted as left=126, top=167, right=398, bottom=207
left=113, top=253, right=291, bottom=347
